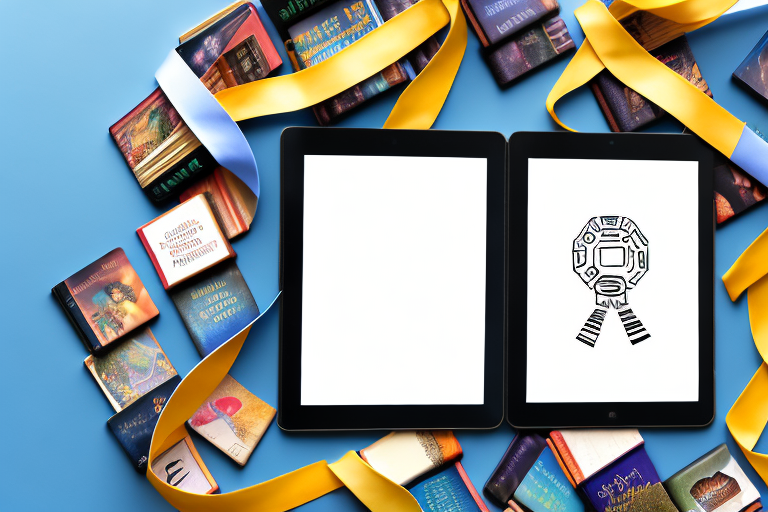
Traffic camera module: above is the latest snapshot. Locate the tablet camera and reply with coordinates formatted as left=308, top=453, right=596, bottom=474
left=572, top=216, right=651, bottom=347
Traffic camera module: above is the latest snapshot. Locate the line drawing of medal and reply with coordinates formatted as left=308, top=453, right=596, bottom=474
left=572, top=216, right=651, bottom=347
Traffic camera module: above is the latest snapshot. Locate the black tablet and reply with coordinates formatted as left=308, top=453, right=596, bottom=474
left=279, top=127, right=507, bottom=430
left=507, top=131, right=714, bottom=428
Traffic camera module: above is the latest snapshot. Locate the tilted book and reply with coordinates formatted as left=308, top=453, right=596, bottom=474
left=408, top=462, right=491, bottom=512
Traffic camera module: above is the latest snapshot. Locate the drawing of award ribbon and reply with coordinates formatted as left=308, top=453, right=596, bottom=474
left=572, top=216, right=650, bottom=347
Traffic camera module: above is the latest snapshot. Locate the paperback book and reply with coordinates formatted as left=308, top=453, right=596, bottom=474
left=52, top=248, right=159, bottom=354
left=150, top=436, right=219, bottom=494
left=408, top=462, right=490, bottom=512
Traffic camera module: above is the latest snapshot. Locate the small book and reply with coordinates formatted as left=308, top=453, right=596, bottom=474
left=137, top=193, right=236, bottom=290
left=150, top=436, right=219, bottom=494
left=461, top=0, right=559, bottom=47
left=408, top=462, right=491, bottom=512
left=714, top=152, right=766, bottom=224
left=107, top=375, right=181, bottom=472
left=188, top=374, right=276, bottom=466
left=733, top=30, right=768, bottom=104
left=52, top=248, right=159, bottom=354
left=359, top=431, right=463, bottom=486
left=84, top=327, right=177, bottom=412
left=549, top=429, right=644, bottom=486
left=664, top=444, right=762, bottom=512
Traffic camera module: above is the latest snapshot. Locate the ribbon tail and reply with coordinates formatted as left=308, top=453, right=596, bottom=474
left=723, top=226, right=768, bottom=301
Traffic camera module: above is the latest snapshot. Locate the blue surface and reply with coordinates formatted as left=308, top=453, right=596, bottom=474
left=1, top=1, right=768, bottom=511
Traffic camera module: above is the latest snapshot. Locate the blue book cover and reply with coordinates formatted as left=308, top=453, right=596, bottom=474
left=513, top=445, right=585, bottom=512
left=170, top=261, right=260, bottom=357
left=582, top=446, right=661, bottom=512
left=409, top=463, right=487, bottom=512
left=107, top=375, right=181, bottom=472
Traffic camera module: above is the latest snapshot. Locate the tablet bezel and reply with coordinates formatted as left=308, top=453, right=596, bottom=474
left=507, top=131, right=715, bottom=428
left=279, top=127, right=507, bottom=431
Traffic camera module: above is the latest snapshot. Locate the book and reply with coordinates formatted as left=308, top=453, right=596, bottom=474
left=150, top=436, right=219, bottom=494
left=52, top=248, right=159, bottom=354
left=107, top=375, right=181, bottom=472
left=169, top=261, right=260, bottom=357
left=360, top=431, right=463, bottom=486
left=713, top=153, right=766, bottom=224
left=84, top=327, right=177, bottom=412
left=626, top=482, right=680, bottom=512
left=733, top=30, right=768, bottom=104
left=599, top=0, right=685, bottom=52
left=374, top=0, right=441, bottom=75
left=407, top=462, right=491, bottom=512
left=484, top=15, right=574, bottom=86
left=461, top=0, right=559, bottom=47
left=179, top=167, right=256, bottom=239
left=137, top=193, right=236, bottom=289
left=590, top=35, right=712, bottom=132
left=664, top=444, right=762, bottom=512
left=549, top=429, right=644, bottom=486
left=188, top=374, right=276, bottom=466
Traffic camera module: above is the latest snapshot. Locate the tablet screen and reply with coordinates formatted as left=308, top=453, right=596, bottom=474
left=300, top=155, right=488, bottom=406
left=526, top=158, right=700, bottom=404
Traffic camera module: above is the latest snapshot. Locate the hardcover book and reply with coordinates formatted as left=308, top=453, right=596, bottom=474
left=107, top=375, right=181, bottom=472
left=733, top=30, right=768, bottom=104
left=461, top=0, right=559, bottom=47
left=52, top=248, right=159, bottom=354
left=170, top=261, right=260, bottom=357
left=581, top=445, right=661, bottom=512
left=713, top=153, right=766, bottom=224
left=84, top=327, right=177, bottom=412
left=591, top=35, right=711, bottom=132
left=485, top=15, right=574, bottom=86
left=188, top=374, right=276, bottom=466
left=137, top=193, right=236, bottom=289
left=549, top=429, right=644, bottom=486
left=408, top=462, right=491, bottom=512
left=360, top=431, right=463, bottom=486
left=150, top=436, right=219, bottom=494
left=664, top=444, right=762, bottom=512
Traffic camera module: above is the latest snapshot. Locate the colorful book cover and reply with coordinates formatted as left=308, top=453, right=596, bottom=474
left=664, top=444, right=761, bottom=512
left=408, top=462, right=490, bottom=512
left=84, top=327, right=177, bottom=412
left=137, top=193, right=236, bottom=289
left=485, top=15, right=574, bottom=86
left=734, top=30, right=768, bottom=104
left=188, top=374, right=276, bottom=466
left=512, top=445, right=585, bottom=512
left=107, top=375, right=181, bottom=472
left=463, top=0, right=559, bottom=47
left=360, top=431, right=463, bottom=486
left=52, top=248, right=159, bottom=354
left=169, top=261, right=260, bottom=357
left=261, top=0, right=334, bottom=41
left=549, top=429, right=644, bottom=486
left=484, top=433, right=548, bottom=507
left=591, top=35, right=711, bottom=132
left=714, top=153, right=766, bottom=224
left=150, top=436, right=218, bottom=494
left=581, top=445, right=661, bottom=512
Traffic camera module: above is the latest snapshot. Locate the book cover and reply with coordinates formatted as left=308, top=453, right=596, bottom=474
left=591, top=35, right=711, bottom=132
left=261, top=0, right=335, bottom=41
left=463, top=0, right=559, bottom=47
left=84, top=327, right=177, bottom=412
left=52, top=248, right=159, bottom=354
left=549, top=429, right=644, bottom=486
left=137, top=193, right=236, bottom=290
left=581, top=445, right=661, bottom=512
left=407, top=462, right=490, bottom=512
left=626, top=483, right=679, bottom=512
left=733, top=30, right=768, bottom=104
left=107, top=375, right=181, bottom=472
left=483, top=433, right=548, bottom=507
left=188, top=374, right=276, bottom=466
left=360, top=431, right=463, bottom=486
left=485, top=15, right=574, bottom=86
left=150, top=436, right=218, bottom=494
left=169, top=261, right=260, bottom=357
left=664, top=444, right=761, bottom=512
left=374, top=0, right=441, bottom=75
left=512, top=445, right=585, bottom=512
left=713, top=154, right=766, bottom=224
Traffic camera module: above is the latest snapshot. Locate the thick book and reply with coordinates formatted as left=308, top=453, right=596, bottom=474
left=137, top=193, right=236, bottom=290
left=52, top=248, right=159, bottom=354
left=549, top=429, right=644, bottom=486
left=84, top=327, right=177, bottom=412
left=462, top=0, right=559, bottom=47
left=664, top=444, right=762, bottom=512
left=733, top=30, right=768, bottom=104
left=408, top=462, right=491, bottom=512
left=150, top=435, right=218, bottom=494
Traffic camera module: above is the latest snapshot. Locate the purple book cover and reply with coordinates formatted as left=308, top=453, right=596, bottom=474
left=483, top=433, right=547, bottom=506
left=582, top=446, right=661, bottom=512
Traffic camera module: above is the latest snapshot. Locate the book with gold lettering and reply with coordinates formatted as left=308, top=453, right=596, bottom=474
left=170, top=261, right=260, bottom=357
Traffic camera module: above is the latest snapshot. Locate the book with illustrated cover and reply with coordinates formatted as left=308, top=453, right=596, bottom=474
left=137, top=193, right=236, bottom=290
left=549, top=429, right=644, bottom=486
left=714, top=153, right=766, bottom=224
left=664, top=444, right=762, bottom=512
left=84, top=327, right=177, bottom=412
left=626, top=482, right=680, bottom=512
left=150, top=436, right=219, bottom=494
left=170, top=261, right=260, bottom=357
left=188, top=375, right=276, bottom=466
left=461, top=0, right=559, bottom=47
left=52, top=248, right=159, bottom=354
left=733, top=30, right=768, bottom=104
left=408, top=462, right=490, bottom=512
left=581, top=445, right=662, bottom=512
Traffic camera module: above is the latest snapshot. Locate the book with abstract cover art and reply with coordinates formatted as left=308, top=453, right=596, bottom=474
left=84, top=327, right=177, bottom=412
left=714, top=153, right=766, bottom=224
left=52, top=248, right=159, bottom=354
left=664, top=444, right=762, bottom=512
left=590, top=35, right=712, bottom=132
left=150, top=436, right=219, bottom=494
left=462, top=0, right=559, bottom=47
left=408, top=462, right=490, bottom=512
left=188, top=374, right=276, bottom=466
left=170, top=261, right=260, bottom=357
left=733, top=30, right=768, bottom=104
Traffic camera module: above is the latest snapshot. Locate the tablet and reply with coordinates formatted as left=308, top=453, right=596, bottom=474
left=279, top=127, right=507, bottom=430
left=507, top=132, right=714, bottom=428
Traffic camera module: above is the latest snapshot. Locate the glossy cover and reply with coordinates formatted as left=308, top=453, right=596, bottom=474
left=408, top=462, right=490, bottom=512
left=463, top=0, right=559, bottom=47
left=581, top=446, right=661, bottom=512
left=733, top=30, right=768, bottom=103
left=52, top=248, right=159, bottom=354
left=483, top=433, right=547, bottom=506
left=150, top=436, right=218, bottom=494
left=512, top=445, right=584, bottom=512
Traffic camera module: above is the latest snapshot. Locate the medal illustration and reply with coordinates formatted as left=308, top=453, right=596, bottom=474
left=572, top=216, right=650, bottom=347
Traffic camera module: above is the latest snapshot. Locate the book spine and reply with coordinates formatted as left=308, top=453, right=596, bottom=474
left=549, top=431, right=585, bottom=486
left=546, top=438, right=577, bottom=488
left=136, top=228, right=170, bottom=290
left=52, top=282, right=101, bottom=354
left=589, top=78, right=621, bottom=133
left=460, top=0, right=491, bottom=47
left=456, top=462, right=491, bottom=512
left=214, top=169, right=249, bottom=236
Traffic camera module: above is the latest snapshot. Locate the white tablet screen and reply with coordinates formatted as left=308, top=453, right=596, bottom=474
left=300, top=155, right=488, bottom=406
left=526, top=158, right=700, bottom=403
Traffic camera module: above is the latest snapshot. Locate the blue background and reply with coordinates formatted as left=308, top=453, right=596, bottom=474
left=1, top=0, right=768, bottom=510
